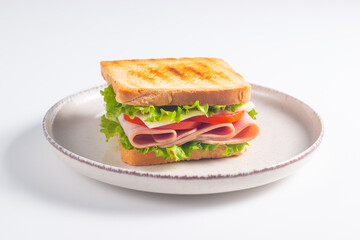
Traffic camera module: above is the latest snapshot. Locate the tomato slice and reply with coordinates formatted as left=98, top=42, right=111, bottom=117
left=124, top=114, right=201, bottom=130
left=124, top=114, right=147, bottom=127
left=187, top=111, right=244, bottom=124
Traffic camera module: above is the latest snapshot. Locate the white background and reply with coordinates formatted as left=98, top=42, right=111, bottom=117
left=1, top=0, right=359, bottom=239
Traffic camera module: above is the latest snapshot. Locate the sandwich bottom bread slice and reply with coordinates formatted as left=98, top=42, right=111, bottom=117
left=100, top=84, right=259, bottom=166
left=119, top=145, right=248, bottom=166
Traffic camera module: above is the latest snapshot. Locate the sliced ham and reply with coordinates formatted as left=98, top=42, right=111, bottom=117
left=159, top=123, right=236, bottom=148
left=118, top=112, right=259, bottom=148
left=119, top=114, right=175, bottom=148
left=198, top=113, right=259, bottom=144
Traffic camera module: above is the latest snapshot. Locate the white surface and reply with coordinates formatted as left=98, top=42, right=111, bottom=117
left=0, top=0, right=359, bottom=239
left=44, top=84, right=322, bottom=194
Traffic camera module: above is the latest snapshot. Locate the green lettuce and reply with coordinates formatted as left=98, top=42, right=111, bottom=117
left=100, top=85, right=251, bottom=123
left=247, top=109, right=258, bottom=120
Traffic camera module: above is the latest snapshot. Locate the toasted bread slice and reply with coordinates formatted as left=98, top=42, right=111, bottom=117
left=100, top=58, right=251, bottom=106
left=120, top=144, right=247, bottom=166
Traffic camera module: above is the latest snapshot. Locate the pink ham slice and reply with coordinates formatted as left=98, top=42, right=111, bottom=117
left=198, top=113, right=259, bottom=144
left=159, top=123, right=236, bottom=148
left=119, top=114, right=197, bottom=148
left=118, top=112, right=259, bottom=148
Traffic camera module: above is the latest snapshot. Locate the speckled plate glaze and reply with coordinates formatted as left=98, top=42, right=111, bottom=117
left=43, top=84, right=323, bottom=194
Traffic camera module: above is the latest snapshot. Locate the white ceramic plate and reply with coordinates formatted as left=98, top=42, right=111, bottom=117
left=43, top=84, right=323, bottom=194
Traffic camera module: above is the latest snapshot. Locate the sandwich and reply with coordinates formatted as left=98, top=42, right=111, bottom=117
left=99, top=58, right=259, bottom=166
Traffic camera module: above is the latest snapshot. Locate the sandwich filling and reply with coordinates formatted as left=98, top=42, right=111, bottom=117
left=100, top=85, right=259, bottom=160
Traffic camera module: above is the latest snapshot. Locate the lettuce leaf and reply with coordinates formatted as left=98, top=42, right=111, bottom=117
left=248, top=109, right=258, bottom=120
left=222, top=142, right=249, bottom=156
left=100, top=85, right=246, bottom=123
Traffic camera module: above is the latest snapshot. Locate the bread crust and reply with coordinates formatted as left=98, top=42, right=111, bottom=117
left=120, top=144, right=247, bottom=166
left=100, top=58, right=251, bottom=106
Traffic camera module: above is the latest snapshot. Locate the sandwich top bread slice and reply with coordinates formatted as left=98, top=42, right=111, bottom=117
left=100, top=58, right=251, bottom=106
left=100, top=57, right=259, bottom=166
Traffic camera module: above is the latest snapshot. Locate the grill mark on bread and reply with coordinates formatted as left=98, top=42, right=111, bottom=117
left=184, top=67, right=206, bottom=78
left=192, top=62, right=224, bottom=85
left=200, top=62, right=229, bottom=81
left=127, top=70, right=153, bottom=86
left=168, top=67, right=184, bottom=78
left=149, top=69, right=165, bottom=78
left=148, top=69, right=172, bottom=85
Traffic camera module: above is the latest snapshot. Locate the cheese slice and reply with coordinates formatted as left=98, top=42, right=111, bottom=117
left=135, top=102, right=256, bottom=129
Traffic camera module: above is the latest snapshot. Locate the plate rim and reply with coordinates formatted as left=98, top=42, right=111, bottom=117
left=42, top=84, right=324, bottom=180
